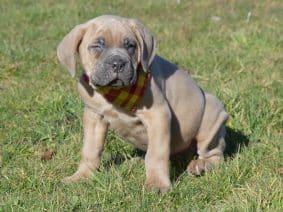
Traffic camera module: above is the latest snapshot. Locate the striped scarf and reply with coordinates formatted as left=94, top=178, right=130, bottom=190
left=83, top=70, right=151, bottom=112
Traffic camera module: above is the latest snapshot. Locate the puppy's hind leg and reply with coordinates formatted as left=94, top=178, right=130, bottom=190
left=187, top=94, right=228, bottom=176
left=187, top=125, right=226, bottom=176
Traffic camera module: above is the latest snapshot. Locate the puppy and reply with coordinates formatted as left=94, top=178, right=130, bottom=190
left=57, top=15, right=228, bottom=192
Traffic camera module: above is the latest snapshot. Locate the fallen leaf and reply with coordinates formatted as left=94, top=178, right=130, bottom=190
left=41, top=149, right=56, bottom=161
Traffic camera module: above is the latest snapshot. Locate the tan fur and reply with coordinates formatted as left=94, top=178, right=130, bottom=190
left=57, top=15, right=228, bottom=192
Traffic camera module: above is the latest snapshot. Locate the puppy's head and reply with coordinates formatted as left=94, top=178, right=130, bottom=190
left=57, top=15, right=156, bottom=88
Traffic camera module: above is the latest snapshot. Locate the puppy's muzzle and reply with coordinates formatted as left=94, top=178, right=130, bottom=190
left=105, top=57, right=129, bottom=87
left=111, top=56, right=127, bottom=73
left=90, top=53, right=134, bottom=88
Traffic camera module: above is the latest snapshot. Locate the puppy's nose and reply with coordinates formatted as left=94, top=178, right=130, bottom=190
left=112, top=59, right=126, bottom=73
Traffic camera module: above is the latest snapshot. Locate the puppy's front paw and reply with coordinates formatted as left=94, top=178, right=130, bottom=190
left=62, top=174, right=82, bottom=184
left=61, top=170, right=93, bottom=184
left=145, top=176, right=171, bottom=193
left=61, top=172, right=89, bottom=184
left=61, top=164, right=95, bottom=184
left=187, top=159, right=213, bottom=176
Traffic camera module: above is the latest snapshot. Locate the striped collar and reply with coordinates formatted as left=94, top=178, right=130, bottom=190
left=83, top=69, right=151, bottom=112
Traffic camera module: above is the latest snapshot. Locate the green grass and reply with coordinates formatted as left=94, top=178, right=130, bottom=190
left=0, top=0, right=282, bottom=210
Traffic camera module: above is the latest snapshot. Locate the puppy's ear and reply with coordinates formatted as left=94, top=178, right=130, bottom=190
left=57, top=24, right=88, bottom=77
left=127, top=19, right=156, bottom=72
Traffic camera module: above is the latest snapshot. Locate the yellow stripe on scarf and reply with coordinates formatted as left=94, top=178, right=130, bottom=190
left=96, top=70, right=150, bottom=112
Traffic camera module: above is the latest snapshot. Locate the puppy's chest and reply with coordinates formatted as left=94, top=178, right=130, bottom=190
left=78, top=82, right=148, bottom=150
left=103, top=109, right=148, bottom=150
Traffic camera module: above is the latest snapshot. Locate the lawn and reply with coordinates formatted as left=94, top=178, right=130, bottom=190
left=0, top=0, right=282, bottom=210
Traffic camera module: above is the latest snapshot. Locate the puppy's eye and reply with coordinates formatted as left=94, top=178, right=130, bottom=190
left=88, top=43, right=104, bottom=52
left=88, top=37, right=105, bottom=53
left=124, top=38, right=136, bottom=55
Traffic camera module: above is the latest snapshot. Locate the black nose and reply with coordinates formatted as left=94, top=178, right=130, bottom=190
left=112, top=59, right=126, bottom=73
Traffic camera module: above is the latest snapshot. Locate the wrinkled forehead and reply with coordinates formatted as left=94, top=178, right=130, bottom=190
left=83, top=19, right=135, bottom=46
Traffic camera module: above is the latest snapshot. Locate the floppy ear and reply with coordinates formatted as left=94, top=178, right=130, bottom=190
left=57, top=24, right=88, bottom=77
left=127, top=19, right=156, bottom=72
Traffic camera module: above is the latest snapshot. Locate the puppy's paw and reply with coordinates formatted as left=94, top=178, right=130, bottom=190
left=61, top=173, right=91, bottom=184
left=62, top=174, right=83, bottom=184
left=61, top=166, right=94, bottom=184
left=144, top=176, right=171, bottom=193
left=187, top=159, right=213, bottom=176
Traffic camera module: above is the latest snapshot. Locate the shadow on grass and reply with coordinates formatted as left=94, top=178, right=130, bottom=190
left=103, top=149, right=146, bottom=169
left=224, top=127, right=250, bottom=157
left=103, top=127, right=250, bottom=183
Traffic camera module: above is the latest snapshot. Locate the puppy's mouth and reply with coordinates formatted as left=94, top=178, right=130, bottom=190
left=88, top=65, right=137, bottom=88
left=108, top=78, right=126, bottom=87
left=106, top=74, right=137, bottom=88
left=87, top=74, right=137, bottom=89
